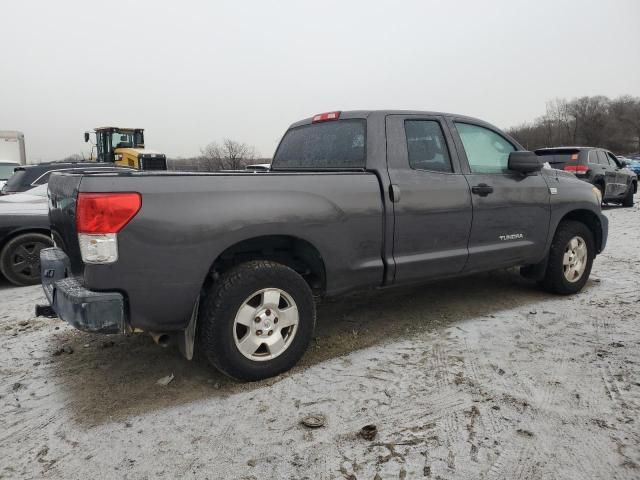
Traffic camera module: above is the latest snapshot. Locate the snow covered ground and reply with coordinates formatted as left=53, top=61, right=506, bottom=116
left=1, top=197, right=639, bottom=479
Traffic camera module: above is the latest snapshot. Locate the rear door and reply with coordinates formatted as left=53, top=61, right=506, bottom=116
left=449, top=120, right=550, bottom=271
left=386, top=115, right=472, bottom=283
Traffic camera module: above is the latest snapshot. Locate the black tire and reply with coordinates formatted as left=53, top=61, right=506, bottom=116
left=0, top=233, right=53, bottom=286
left=197, top=260, right=316, bottom=381
left=622, top=183, right=634, bottom=207
left=539, top=220, right=595, bottom=295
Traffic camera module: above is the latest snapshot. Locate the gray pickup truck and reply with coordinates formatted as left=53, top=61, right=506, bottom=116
left=39, top=110, right=608, bottom=380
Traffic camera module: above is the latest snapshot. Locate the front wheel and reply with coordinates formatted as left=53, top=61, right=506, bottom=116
left=0, top=233, right=53, bottom=286
left=198, top=260, right=316, bottom=381
left=539, top=220, right=595, bottom=295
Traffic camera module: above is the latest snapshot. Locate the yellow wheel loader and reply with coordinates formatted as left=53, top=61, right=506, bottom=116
left=84, top=127, right=167, bottom=170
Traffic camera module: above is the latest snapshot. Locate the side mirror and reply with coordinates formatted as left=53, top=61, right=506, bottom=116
left=508, top=151, right=542, bottom=174
left=84, top=132, right=90, bottom=143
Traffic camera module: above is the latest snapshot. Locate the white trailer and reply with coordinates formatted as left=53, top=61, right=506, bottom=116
left=0, top=130, right=27, bottom=165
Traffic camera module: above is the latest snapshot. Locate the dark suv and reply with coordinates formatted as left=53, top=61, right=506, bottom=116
left=0, top=162, right=129, bottom=195
left=536, top=147, right=637, bottom=206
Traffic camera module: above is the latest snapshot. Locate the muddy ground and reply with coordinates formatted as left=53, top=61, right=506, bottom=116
left=1, top=197, right=639, bottom=480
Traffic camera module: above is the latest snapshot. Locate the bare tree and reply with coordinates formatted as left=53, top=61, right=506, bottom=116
left=508, top=95, right=640, bottom=154
left=566, top=96, right=608, bottom=146
left=200, top=138, right=256, bottom=171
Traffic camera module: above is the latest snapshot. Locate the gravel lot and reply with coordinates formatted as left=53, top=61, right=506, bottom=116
left=1, top=196, right=639, bottom=480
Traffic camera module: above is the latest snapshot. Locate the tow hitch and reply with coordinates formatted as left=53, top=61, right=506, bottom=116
left=35, top=304, right=57, bottom=318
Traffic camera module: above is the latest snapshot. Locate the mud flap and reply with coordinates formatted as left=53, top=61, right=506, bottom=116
left=520, top=255, right=548, bottom=281
left=177, top=298, right=199, bottom=361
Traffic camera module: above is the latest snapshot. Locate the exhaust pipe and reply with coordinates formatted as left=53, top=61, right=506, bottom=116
left=150, top=332, right=170, bottom=347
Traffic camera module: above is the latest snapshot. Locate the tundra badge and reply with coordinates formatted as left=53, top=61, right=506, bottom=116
left=499, top=233, right=524, bottom=241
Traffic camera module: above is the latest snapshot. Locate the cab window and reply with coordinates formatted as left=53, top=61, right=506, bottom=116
left=455, top=122, right=515, bottom=174
left=405, top=120, right=452, bottom=173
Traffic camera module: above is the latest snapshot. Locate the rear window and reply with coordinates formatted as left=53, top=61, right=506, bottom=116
left=535, top=149, right=581, bottom=169
left=272, top=120, right=366, bottom=170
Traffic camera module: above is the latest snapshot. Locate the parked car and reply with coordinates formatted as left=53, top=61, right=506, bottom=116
left=0, top=160, right=21, bottom=190
left=625, top=159, right=640, bottom=177
left=535, top=147, right=637, bottom=207
left=40, top=110, right=608, bottom=381
left=0, top=184, right=51, bottom=285
left=0, top=161, right=129, bottom=195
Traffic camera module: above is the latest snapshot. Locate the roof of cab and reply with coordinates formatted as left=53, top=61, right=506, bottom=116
left=288, top=110, right=498, bottom=129
left=94, top=127, right=144, bottom=132
left=535, top=146, right=601, bottom=152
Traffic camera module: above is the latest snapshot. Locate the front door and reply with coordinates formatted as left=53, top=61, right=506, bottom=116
left=450, top=120, right=551, bottom=272
left=386, top=115, right=472, bottom=283
left=605, top=151, right=628, bottom=197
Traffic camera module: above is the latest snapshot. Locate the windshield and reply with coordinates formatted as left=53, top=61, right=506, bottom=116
left=272, top=120, right=366, bottom=169
left=0, top=163, right=19, bottom=180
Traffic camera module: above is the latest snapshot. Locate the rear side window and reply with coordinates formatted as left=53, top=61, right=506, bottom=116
left=455, top=122, right=515, bottom=174
left=596, top=150, right=610, bottom=166
left=405, top=120, right=452, bottom=173
left=272, top=120, right=366, bottom=169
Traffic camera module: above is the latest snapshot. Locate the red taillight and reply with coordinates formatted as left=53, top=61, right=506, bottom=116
left=564, top=165, right=589, bottom=174
left=76, top=192, right=141, bottom=234
left=312, top=111, right=341, bottom=123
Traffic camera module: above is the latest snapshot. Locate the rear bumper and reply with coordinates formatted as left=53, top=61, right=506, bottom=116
left=40, top=247, right=125, bottom=334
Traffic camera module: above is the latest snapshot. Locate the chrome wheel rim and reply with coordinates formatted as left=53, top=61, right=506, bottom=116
left=233, top=288, right=299, bottom=361
left=563, top=236, right=588, bottom=283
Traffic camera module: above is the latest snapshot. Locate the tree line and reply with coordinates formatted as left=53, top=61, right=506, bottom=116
left=507, top=95, right=640, bottom=154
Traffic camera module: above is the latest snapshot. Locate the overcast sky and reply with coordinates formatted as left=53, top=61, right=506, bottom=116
left=1, top=0, right=639, bottom=163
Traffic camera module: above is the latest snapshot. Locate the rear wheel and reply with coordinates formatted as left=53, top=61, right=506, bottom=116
left=197, top=260, right=316, bottom=381
left=622, top=183, right=634, bottom=207
left=540, top=221, right=594, bottom=295
left=0, top=233, right=53, bottom=286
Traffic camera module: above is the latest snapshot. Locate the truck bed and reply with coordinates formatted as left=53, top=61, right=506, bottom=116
left=47, top=170, right=386, bottom=331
